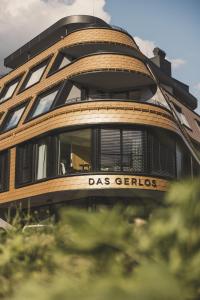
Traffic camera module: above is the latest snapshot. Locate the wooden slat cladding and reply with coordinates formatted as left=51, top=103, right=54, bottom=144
left=0, top=102, right=180, bottom=151
left=0, top=175, right=169, bottom=204
left=0, top=53, right=152, bottom=114
left=0, top=28, right=136, bottom=88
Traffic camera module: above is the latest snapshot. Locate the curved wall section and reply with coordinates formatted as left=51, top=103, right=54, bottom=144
left=0, top=102, right=179, bottom=151
left=65, top=28, right=136, bottom=48
left=0, top=175, right=168, bottom=205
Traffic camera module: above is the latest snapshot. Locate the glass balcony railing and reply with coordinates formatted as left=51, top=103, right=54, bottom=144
left=65, top=94, right=170, bottom=110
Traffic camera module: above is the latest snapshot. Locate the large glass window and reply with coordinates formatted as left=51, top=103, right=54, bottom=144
left=15, top=127, right=193, bottom=188
left=58, top=129, right=92, bottom=175
left=21, top=59, right=49, bottom=90
left=150, top=131, right=176, bottom=178
left=16, top=143, right=33, bottom=185
left=0, top=76, right=22, bottom=103
left=100, top=129, right=121, bottom=171
left=100, top=129, right=146, bottom=173
left=30, top=86, right=60, bottom=119
left=1, top=102, right=27, bottom=132
left=122, top=130, right=146, bottom=172
left=0, top=150, right=9, bottom=192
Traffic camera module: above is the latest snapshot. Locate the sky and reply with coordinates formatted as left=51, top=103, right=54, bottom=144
left=0, top=0, right=199, bottom=112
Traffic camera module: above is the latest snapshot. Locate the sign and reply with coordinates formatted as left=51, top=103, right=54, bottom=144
left=88, top=177, right=157, bottom=188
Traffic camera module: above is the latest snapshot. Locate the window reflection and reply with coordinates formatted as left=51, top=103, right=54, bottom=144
left=1, top=103, right=27, bottom=132
left=31, top=88, right=59, bottom=118
left=0, top=78, right=21, bottom=102
left=25, top=65, right=47, bottom=89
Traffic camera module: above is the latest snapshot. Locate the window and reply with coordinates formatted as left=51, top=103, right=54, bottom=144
left=173, top=104, right=191, bottom=129
left=48, top=53, right=71, bottom=75
left=100, top=128, right=146, bottom=173
left=100, top=129, right=121, bottom=171
left=58, top=129, right=92, bottom=174
left=27, top=81, right=80, bottom=121
left=150, top=131, right=176, bottom=178
left=65, top=84, right=81, bottom=103
left=122, top=130, right=146, bottom=172
left=21, top=59, right=49, bottom=91
left=176, top=141, right=191, bottom=179
left=16, top=143, right=33, bottom=185
left=0, top=150, right=9, bottom=192
left=1, top=102, right=27, bottom=132
left=29, top=86, right=60, bottom=119
left=16, top=138, right=52, bottom=186
left=0, top=76, right=22, bottom=102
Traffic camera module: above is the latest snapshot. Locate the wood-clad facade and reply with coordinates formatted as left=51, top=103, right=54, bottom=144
left=0, top=15, right=199, bottom=216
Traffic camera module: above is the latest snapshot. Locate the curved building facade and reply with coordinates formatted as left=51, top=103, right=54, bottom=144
left=0, top=15, right=199, bottom=216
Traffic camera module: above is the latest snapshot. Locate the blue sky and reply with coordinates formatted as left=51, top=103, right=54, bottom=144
left=0, top=0, right=199, bottom=113
left=105, top=0, right=200, bottom=113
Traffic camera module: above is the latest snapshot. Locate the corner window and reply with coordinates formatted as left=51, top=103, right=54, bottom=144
left=150, top=131, right=176, bottom=178
left=1, top=102, right=27, bottom=132
left=0, top=150, right=9, bottom=192
left=48, top=53, right=71, bottom=75
left=0, top=76, right=22, bottom=103
left=20, top=58, right=50, bottom=91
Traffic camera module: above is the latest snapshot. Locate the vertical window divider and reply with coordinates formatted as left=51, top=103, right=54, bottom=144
left=120, top=129, right=123, bottom=172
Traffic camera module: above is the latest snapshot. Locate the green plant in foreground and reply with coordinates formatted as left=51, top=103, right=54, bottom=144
left=0, top=179, right=199, bottom=300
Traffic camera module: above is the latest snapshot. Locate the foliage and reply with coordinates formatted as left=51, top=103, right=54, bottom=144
left=0, top=179, right=200, bottom=299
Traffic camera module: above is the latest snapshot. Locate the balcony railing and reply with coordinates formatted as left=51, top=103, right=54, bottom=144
left=65, top=94, right=169, bottom=110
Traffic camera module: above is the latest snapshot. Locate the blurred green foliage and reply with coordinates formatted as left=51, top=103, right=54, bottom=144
left=0, top=179, right=200, bottom=300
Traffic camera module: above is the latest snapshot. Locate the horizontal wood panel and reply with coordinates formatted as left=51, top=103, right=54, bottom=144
left=0, top=28, right=136, bottom=88
left=0, top=175, right=169, bottom=205
left=0, top=102, right=180, bottom=150
left=0, top=53, right=152, bottom=114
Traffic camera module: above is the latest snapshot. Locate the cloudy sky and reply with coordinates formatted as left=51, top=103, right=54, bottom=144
left=0, top=0, right=199, bottom=112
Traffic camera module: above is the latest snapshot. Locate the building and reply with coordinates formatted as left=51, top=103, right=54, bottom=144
left=0, top=15, right=199, bottom=219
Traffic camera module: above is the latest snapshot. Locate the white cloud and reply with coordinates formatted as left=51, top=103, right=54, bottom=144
left=168, top=58, right=186, bottom=69
left=134, top=36, right=156, bottom=58
left=194, top=82, right=200, bottom=91
left=0, top=0, right=110, bottom=72
left=134, top=36, right=186, bottom=70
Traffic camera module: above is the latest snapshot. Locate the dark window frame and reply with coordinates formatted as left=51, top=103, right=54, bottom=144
left=25, top=82, right=67, bottom=122
left=19, top=57, right=52, bottom=93
left=0, top=149, right=10, bottom=193
left=0, top=75, right=23, bottom=103
left=0, top=100, right=29, bottom=134
left=15, top=125, right=182, bottom=189
left=47, top=52, right=72, bottom=77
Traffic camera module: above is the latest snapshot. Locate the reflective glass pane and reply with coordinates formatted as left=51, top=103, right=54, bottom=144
left=58, top=56, right=71, bottom=70
left=0, top=81, right=19, bottom=102
left=32, top=89, right=58, bottom=118
left=25, top=65, right=46, bottom=89
left=122, top=130, right=145, bottom=172
left=4, top=106, right=26, bottom=131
